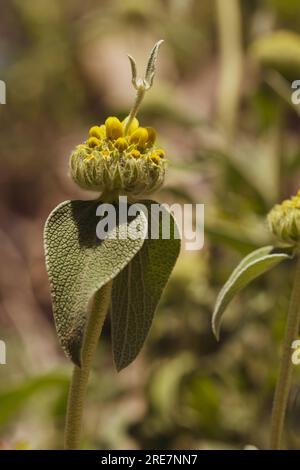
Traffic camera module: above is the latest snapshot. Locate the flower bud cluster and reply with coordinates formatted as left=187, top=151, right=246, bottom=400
left=70, top=116, right=166, bottom=197
left=268, top=190, right=300, bottom=245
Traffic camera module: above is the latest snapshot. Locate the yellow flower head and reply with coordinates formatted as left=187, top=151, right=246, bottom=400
left=268, top=190, right=300, bottom=245
left=70, top=116, right=166, bottom=197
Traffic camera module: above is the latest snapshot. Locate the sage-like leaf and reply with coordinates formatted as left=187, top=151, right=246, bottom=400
left=212, top=246, right=293, bottom=340
left=44, top=199, right=147, bottom=366
left=111, top=201, right=181, bottom=371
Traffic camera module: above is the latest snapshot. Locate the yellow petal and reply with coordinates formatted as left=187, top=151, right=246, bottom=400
left=105, top=117, right=124, bottom=140
left=145, top=127, right=156, bottom=145
left=99, top=124, right=106, bottom=139
left=129, top=128, right=149, bottom=148
left=89, top=126, right=103, bottom=139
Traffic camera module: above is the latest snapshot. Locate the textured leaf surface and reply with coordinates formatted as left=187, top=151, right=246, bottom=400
left=111, top=201, right=181, bottom=371
left=44, top=200, right=147, bottom=365
left=212, top=246, right=293, bottom=340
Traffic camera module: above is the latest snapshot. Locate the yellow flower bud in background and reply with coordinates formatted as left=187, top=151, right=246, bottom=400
left=114, top=137, right=128, bottom=152
left=105, top=117, right=124, bottom=140
left=129, top=128, right=149, bottom=148
left=268, top=190, right=300, bottom=245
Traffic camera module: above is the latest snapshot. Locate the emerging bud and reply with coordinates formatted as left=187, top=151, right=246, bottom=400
left=105, top=117, right=124, bottom=140
left=150, top=154, right=160, bottom=165
left=114, top=137, right=128, bottom=152
left=268, top=190, right=300, bottom=245
left=131, top=149, right=141, bottom=159
left=87, top=137, right=101, bottom=148
left=129, top=128, right=149, bottom=148
left=145, top=127, right=157, bottom=146
left=89, top=126, right=103, bottom=139
left=155, top=148, right=165, bottom=158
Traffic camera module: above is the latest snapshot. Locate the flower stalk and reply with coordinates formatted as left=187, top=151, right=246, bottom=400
left=124, top=87, right=146, bottom=136
left=270, top=255, right=300, bottom=449
left=124, top=39, right=163, bottom=135
left=64, top=281, right=113, bottom=449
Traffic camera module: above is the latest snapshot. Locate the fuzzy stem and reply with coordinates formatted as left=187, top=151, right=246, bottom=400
left=64, top=281, right=113, bottom=450
left=270, top=256, right=300, bottom=449
left=124, top=87, right=146, bottom=135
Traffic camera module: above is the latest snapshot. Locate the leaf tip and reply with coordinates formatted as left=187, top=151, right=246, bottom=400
left=212, top=320, right=221, bottom=342
left=64, top=339, right=83, bottom=369
left=114, top=358, right=127, bottom=373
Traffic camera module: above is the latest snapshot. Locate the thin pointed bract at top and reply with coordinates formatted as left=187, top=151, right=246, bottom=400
left=124, top=40, right=164, bottom=136
left=127, top=39, right=164, bottom=91
left=144, top=39, right=164, bottom=87
left=128, top=54, right=138, bottom=87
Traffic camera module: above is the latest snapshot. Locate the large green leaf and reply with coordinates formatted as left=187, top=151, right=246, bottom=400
left=212, top=246, right=293, bottom=340
left=44, top=200, right=147, bottom=366
left=111, top=201, right=181, bottom=371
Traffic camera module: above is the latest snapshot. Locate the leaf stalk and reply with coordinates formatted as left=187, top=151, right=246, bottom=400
left=270, top=255, right=300, bottom=449
left=64, top=281, right=113, bottom=449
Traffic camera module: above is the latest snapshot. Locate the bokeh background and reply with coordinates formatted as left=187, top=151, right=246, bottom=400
left=1, top=0, right=300, bottom=450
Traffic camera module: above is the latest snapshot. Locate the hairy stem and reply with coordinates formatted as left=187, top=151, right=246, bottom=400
left=124, top=87, right=146, bottom=135
left=270, top=256, right=300, bottom=449
left=64, top=281, right=113, bottom=450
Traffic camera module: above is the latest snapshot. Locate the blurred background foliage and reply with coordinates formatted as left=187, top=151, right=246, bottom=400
left=1, top=0, right=300, bottom=450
